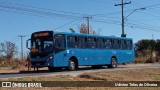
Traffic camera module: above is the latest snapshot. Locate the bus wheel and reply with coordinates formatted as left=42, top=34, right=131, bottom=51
left=68, top=60, right=76, bottom=71
left=108, top=57, right=117, bottom=68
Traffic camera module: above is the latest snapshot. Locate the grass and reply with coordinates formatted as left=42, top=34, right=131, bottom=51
left=153, top=77, right=160, bottom=80
left=0, top=60, right=26, bottom=70
left=78, top=68, right=160, bottom=81
left=1, top=68, right=159, bottom=81
left=0, top=68, right=160, bottom=90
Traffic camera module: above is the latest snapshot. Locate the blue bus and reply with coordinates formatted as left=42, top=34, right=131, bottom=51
left=26, top=30, right=134, bottom=71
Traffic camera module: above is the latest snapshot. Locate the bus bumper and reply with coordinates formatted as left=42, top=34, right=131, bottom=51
left=30, top=55, right=53, bottom=68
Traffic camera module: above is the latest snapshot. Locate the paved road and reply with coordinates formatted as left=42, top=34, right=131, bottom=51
left=0, top=63, right=160, bottom=79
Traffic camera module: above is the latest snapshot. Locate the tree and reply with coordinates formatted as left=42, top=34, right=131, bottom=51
left=135, top=40, right=149, bottom=51
left=79, top=23, right=97, bottom=34
left=0, top=41, right=18, bottom=60
left=79, top=23, right=88, bottom=34
left=156, top=39, right=160, bottom=53
left=89, top=27, right=96, bottom=34
left=148, top=40, right=156, bottom=61
left=149, top=40, right=156, bottom=51
left=135, top=39, right=156, bottom=51
left=135, top=39, right=159, bottom=62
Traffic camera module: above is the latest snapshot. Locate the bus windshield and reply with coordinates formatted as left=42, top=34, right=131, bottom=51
left=31, top=37, right=53, bottom=55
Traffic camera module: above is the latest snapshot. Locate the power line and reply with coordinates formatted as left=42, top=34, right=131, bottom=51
left=131, top=2, right=160, bottom=19
left=0, top=8, right=74, bottom=21
left=91, top=19, right=121, bottom=25
left=127, top=19, right=160, bottom=30
left=92, top=3, right=160, bottom=17
left=62, top=20, right=83, bottom=32
left=91, top=0, right=115, bottom=4
left=92, top=18, right=121, bottom=24
left=0, top=0, right=88, bottom=16
left=0, top=2, right=82, bottom=20
left=1, top=1, right=160, bottom=34
left=125, top=23, right=160, bottom=32
left=91, top=19, right=160, bottom=33
left=53, top=19, right=81, bottom=30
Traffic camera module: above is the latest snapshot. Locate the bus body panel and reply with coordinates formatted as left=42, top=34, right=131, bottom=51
left=54, top=50, right=68, bottom=67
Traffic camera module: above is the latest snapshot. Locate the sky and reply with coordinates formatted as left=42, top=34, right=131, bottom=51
left=0, top=0, right=160, bottom=57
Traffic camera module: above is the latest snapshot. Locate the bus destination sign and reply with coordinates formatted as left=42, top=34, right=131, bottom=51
left=34, top=32, right=49, bottom=37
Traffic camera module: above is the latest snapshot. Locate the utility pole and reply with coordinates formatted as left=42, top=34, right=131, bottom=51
left=115, top=0, right=131, bottom=37
left=152, top=34, right=154, bottom=40
left=18, top=35, right=25, bottom=60
left=83, top=16, right=92, bottom=34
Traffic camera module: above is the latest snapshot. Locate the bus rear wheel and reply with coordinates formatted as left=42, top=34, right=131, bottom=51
left=108, top=57, right=117, bottom=68
left=68, top=60, right=77, bottom=71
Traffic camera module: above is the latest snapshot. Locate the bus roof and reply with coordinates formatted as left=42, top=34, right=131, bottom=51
left=32, top=30, right=132, bottom=40
left=52, top=31, right=132, bottom=40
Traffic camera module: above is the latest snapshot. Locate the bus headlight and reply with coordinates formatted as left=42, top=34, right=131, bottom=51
left=47, top=56, right=53, bottom=61
left=49, top=56, right=53, bottom=60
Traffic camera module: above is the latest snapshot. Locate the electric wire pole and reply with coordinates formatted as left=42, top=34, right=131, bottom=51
left=83, top=16, right=92, bottom=34
left=115, top=0, right=131, bottom=37
left=18, top=35, right=25, bottom=60
left=152, top=34, right=154, bottom=40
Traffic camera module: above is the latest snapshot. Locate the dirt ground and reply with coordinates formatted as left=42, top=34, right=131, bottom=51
left=0, top=63, right=156, bottom=73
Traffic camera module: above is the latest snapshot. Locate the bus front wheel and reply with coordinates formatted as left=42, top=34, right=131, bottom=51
left=68, top=60, right=76, bottom=71
left=108, top=57, right=117, bottom=68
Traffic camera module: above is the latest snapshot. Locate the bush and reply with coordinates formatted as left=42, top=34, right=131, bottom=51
left=0, top=59, right=26, bottom=70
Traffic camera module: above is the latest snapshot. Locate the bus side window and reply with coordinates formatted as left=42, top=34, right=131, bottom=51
left=78, top=36, right=85, bottom=48
left=120, top=40, right=126, bottom=50
left=105, top=39, right=112, bottom=49
left=68, top=36, right=78, bottom=48
left=113, top=39, right=119, bottom=49
left=85, top=37, right=88, bottom=48
left=93, top=38, right=97, bottom=48
left=97, top=38, right=104, bottom=49
left=87, top=37, right=91, bottom=48
left=126, top=40, right=132, bottom=50
left=75, top=36, right=78, bottom=48
left=87, top=37, right=96, bottom=49
left=55, top=35, right=66, bottom=49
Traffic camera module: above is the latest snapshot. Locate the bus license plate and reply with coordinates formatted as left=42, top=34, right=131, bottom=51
left=36, top=63, right=40, bottom=65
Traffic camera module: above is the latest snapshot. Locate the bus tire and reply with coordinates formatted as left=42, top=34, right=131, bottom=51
left=108, top=57, right=117, bottom=68
left=68, top=59, right=76, bottom=71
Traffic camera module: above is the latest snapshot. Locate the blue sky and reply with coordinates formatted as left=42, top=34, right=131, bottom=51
left=0, top=0, right=160, bottom=56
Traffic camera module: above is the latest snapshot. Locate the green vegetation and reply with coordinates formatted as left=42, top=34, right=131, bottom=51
left=135, top=39, right=160, bottom=63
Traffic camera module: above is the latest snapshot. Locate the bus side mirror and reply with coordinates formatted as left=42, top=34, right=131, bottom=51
left=26, top=39, right=31, bottom=49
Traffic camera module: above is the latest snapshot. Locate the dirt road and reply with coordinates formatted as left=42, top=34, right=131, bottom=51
left=0, top=63, right=159, bottom=79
